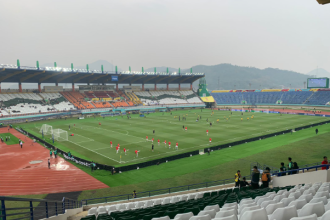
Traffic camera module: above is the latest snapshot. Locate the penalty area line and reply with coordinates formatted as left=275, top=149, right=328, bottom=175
left=67, top=140, right=121, bottom=163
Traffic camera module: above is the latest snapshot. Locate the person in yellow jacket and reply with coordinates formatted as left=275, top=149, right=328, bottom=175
left=234, top=170, right=241, bottom=187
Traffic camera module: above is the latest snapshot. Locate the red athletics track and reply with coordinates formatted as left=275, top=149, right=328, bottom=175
left=0, top=127, right=108, bottom=196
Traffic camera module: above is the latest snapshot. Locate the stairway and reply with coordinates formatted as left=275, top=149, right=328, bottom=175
left=302, top=92, right=315, bottom=104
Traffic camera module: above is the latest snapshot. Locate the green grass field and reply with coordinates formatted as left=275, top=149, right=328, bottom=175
left=21, top=109, right=329, bottom=166
left=0, top=132, right=22, bottom=145
left=77, top=123, right=330, bottom=200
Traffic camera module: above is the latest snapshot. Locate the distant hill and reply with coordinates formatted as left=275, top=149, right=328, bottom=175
left=148, top=64, right=313, bottom=90
left=189, top=64, right=313, bottom=90
left=307, top=68, right=330, bottom=78
left=5, top=61, right=314, bottom=90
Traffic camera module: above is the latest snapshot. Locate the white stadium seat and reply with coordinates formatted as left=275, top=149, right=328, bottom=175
left=174, top=212, right=194, bottom=220
left=198, top=210, right=216, bottom=219
left=298, top=201, right=325, bottom=217
left=268, top=205, right=298, bottom=220
left=189, top=214, right=211, bottom=220
left=204, top=204, right=220, bottom=212
left=291, top=214, right=318, bottom=220
left=238, top=208, right=268, bottom=220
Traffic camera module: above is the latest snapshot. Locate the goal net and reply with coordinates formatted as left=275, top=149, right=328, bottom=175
left=40, top=124, right=53, bottom=135
left=53, top=129, right=68, bottom=142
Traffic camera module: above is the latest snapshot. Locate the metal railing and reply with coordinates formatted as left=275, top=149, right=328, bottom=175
left=82, top=163, right=330, bottom=206
left=81, top=174, right=252, bottom=205
left=273, top=164, right=329, bottom=176
left=0, top=196, right=80, bottom=220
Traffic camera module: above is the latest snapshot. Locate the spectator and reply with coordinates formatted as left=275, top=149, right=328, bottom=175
left=234, top=170, right=241, bottom=187
left=90, top=161, right=94, bottom=172
left=278, top=162, right=286, bottom=176
left=322, top=156, right=329, bottom=170
left=132, top=190, right=137, bottom=198
left=278, top=167, right=286, bottom=177
left=292, top=162, right=299, bottom=174
left=240, top=177, right=250, bottom=188
left=261, top=167, right=271, bottom=188
left=287, top=157, right=293, bottom=175
left=251, top=166, right=260, bottom=189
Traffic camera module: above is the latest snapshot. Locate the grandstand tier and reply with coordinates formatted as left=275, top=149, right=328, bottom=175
left=211, top=89, right=330, bottom=105
left=135, top=90, right=203, bottom=106
left=0, top=89, right=202, bottom=116
left=82, top=182, right=330, bottom=220
left=0, top=92, right=76, bottom=115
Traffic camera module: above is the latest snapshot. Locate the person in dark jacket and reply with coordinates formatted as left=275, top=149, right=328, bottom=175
left=240, top=177, right=250, bottom=188
left=251, top=166, right=260, bottom=189
left=261, top=167, right=271, bottom=188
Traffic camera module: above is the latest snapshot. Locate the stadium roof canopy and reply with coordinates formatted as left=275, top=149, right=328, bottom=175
left=0, top=66, right=204, bottom=85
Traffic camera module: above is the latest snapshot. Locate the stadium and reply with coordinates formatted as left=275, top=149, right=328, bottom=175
left=2, top=1, right=330, bottom=220
left=1, top=61, right=330, bottom=220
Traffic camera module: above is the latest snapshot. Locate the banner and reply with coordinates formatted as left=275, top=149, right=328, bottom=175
left=64, top=154, right=91, bottom=167
left=111, top=76, right=118, bottom=81
left=200, top=96, right=215, bottom=103
left=79, top=85, right=115, bottom=91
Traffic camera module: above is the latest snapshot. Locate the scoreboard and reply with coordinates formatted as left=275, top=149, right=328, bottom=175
left=307, top=78, right=329, bottom=89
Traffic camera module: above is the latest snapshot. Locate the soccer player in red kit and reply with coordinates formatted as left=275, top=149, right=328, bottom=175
left=206, top=130, right=208, bottom=135
left=99, top=122, right=101, bottom=126
left=152, top=138, right=154, bottom=143
left=185, top=127, right=187, bottom=131
left=168, top=141, right=171, bottom=149
left=158, top=139, right=160, bottom=146
left=164, top=140, right=167, bottom=147
left=110, top=141, right=113, bottom=148
left=116, top=145, right=119, bottom=153
left=175, top=142, right=178, bottom=150
left=209, top=138, right=212, bottom=143
left=123, top=148, right=127, bottom=155
left=135, top=150, right=138, bottom=157
left=146, top=136, right=148, bottom=141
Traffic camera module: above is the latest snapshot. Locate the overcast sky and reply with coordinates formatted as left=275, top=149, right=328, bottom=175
left=1, top=0, right=329, bottom=73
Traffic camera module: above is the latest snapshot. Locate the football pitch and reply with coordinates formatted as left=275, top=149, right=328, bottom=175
left=21, top=109, right=329, bottom=166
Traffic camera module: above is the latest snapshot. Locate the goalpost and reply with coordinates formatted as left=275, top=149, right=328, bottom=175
left=53, top=129, right=68, bottom=142
left=40, top=124, right=53, bottom=135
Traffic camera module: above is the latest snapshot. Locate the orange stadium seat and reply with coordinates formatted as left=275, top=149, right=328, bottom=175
left=61, top=91, right=95, bottom=109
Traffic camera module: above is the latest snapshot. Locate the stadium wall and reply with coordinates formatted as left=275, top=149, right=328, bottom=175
left=40, top=207, right=83, bottom=220
left=272, top=169, right=330, bottom=187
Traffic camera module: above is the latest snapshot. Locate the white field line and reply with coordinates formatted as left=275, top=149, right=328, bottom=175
left=66, top=139, right=121, bottom=163
left=94, top=141, right=147, bottom=151
left=34, top=124, right=121, bottom=163
left=118, top=119, right=327, bottom=163
left=34, top=114, right=328, bottom=164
